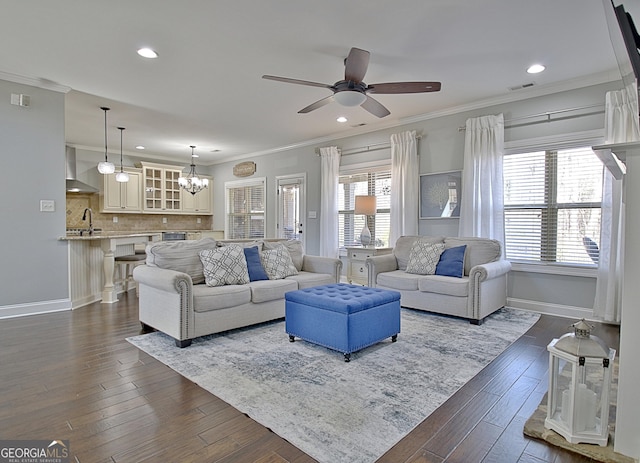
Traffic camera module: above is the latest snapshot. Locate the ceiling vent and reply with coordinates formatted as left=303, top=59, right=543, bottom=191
left=508, top=82, right=536, bottom=91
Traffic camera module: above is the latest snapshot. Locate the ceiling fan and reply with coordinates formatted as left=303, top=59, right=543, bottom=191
left=262, top=47, right=441, bottom=118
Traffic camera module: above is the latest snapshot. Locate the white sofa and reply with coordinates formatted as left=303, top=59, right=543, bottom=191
left=366, top=236, right=511, bottom=324
left=133, top=238, right=342, bottom=347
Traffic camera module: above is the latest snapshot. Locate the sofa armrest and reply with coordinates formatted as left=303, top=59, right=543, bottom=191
left=468, top=259, right=512, bottom=282
left=133, top=265, right=193, bottom=292
left=133, top=265, right=195, bottom=343
left=365, top=254, right=399, bottom=287
left=301, top=255, right=343, bottom=283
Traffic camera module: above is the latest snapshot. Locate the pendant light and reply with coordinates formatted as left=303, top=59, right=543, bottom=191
left=97, top=106, right=115, bottom=174
left=115, top=127, right=129, bottom=183
left=178, top=145, right=209, bottom=195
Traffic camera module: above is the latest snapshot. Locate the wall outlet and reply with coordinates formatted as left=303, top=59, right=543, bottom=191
left=308, top=210, right=317, bottom=219
left=197, top=218, right=202, bottom=224
left=162, top=217, right=168, bottom=224
left=113, top=216, right=118, bottom=223
left=40, top=200, right=55, bottom=212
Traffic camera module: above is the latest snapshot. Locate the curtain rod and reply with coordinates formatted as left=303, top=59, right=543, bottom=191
left=316, top=135, right=422, bottom=156
left=457, top=104, right=604, bottom=131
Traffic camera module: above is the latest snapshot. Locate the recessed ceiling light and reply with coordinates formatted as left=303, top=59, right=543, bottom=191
left=137, top=48, right=158, bottom=59
left=527, top=64, right=545, bottom=74
left=135, top=145, right=145, bottom=150
left=337, top=116, right=348, bottom=123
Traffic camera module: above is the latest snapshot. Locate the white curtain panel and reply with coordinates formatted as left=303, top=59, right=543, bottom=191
left=458, top=114, right=505, bottom=243
left=319, top=146, right=341, bottom=258
left=594, top=84, right=640, bottom=322
left=389, top=130, right=419, bottom=247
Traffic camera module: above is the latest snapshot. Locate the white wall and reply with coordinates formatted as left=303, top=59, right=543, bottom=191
left=0, top=79, right=69, bottom=316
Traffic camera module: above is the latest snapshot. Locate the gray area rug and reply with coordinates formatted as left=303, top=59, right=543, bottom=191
left=127, top=307, right=540, bottom=463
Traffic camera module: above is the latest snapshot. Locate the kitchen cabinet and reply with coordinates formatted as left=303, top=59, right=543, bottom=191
left=346, top=247, right=392, bottom=286
left=101, top=168, right=142, bottom=212
left=181, top=176, right=213, bottom=214
left=140, top=162, right=183, bottom=212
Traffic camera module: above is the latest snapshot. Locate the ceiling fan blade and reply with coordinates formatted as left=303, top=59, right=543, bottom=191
left=361, top=95, right=390, bottom=118
left=344, top=48, right=370, bottom=83
left=262, top=75, right=332, bottom=89
left=298, top=95, right=335, bottom=114
left=366, top=81, right=442, bottom=94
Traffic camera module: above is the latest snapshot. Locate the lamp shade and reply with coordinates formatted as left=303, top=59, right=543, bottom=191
left=355, top=195, right=376, bottom=215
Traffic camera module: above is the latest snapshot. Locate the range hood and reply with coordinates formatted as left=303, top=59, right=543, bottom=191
left=66, top=146, right=98, bottom=193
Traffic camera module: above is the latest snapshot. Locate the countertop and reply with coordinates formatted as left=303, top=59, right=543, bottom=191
left=59, top=232, right=162, bottom=241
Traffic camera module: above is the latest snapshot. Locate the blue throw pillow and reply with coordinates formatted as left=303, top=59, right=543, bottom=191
left=435, top=245, right=467, bottom=278
left=243, top=246, right=270, bottom=281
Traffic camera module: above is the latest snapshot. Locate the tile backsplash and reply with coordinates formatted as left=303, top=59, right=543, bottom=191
left=66, top=193, right=214, bottom=232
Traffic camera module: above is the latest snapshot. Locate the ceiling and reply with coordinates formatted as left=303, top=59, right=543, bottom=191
left=0, top=0, right=633, bottom=165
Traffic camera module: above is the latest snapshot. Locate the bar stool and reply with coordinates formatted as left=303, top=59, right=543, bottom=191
left=115, top=251, right=146, bottom=295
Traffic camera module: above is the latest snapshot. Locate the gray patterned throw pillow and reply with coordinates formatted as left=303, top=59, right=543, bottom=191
left=405, top=240, right=446, bottom=275
left=199, top=245, right=250, bottom=287
left=260, top=244, right=298, bottom=280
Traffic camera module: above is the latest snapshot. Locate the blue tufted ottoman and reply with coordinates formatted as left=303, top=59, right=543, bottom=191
left=285, top=283, right=401, bottom=361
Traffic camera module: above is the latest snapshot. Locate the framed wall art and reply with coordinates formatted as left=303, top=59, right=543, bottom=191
left=420, top=170, right=462, bottom=219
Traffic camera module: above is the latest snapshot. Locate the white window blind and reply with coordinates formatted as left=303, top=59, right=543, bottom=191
left=225, top=178, right=266, bottom=239
left=338, top=166, right=391, bottom=248
left=503, top=147, right=603, bottom=266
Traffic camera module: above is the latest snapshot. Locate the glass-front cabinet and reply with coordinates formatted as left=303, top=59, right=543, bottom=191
left=140, top=162, right=182, bottom=212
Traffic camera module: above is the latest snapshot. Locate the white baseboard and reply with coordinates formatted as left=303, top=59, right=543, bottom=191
left=71, top=295, right=102, bottom=309
left=507, top=297, right=593, bottom=320
left=0, top=299, right=71, bottom=319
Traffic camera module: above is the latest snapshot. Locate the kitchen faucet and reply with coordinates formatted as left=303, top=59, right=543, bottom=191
left=82, top=208, right=94, bottom=235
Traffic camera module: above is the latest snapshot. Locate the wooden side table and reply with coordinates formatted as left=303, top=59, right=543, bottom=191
left=346, top=247, right=392, bottom=286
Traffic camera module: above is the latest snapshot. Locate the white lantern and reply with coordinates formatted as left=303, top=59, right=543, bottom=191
left=545, top=319, right=615, bottom=446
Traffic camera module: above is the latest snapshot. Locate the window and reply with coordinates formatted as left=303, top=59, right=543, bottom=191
left=225, top=178, right=266, bottom=239
left=503, top=147, right=603, bottom=266
left=338, top=166, right=391, bottom=248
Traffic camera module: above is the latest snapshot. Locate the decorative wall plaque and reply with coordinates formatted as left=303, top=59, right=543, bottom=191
left=233, top=161, right=256, bottom=177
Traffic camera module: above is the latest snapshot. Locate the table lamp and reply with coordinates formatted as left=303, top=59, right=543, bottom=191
left=355, top=195, right=376, bottom=247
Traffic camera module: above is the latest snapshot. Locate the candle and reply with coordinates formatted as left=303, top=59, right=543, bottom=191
left=575, top=383, right=598, bottom=432
left=561, top=388, right=572, bottom=423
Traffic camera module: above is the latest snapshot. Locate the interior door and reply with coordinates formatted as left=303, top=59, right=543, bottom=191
left=276, top=174, right=306, bottom=247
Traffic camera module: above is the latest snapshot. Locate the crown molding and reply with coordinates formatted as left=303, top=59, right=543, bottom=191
left=0, top=70, right=71, bottom=93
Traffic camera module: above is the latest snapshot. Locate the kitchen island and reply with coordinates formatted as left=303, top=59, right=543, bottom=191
left=60, top=232, right=161, bottom=307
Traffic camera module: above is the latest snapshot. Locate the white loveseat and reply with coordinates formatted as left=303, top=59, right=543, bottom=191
left=366, top=236, right=511, bottom=324
left=133, top=238, right=342, bottom=347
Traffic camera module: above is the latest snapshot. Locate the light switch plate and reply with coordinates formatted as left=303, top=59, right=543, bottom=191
left=40, top=200, right=55, bottom=212
left=308, top=211, right=317, bottom=219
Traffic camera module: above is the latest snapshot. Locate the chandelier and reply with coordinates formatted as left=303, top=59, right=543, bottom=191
left=178, top=145, right=209, bottom=195
left=97, top=106, right=115, bottom=174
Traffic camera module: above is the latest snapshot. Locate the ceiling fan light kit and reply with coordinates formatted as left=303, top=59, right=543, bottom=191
left=263, top=47, right=441, bottom=118
left=334, top=90, right=367, bottom=107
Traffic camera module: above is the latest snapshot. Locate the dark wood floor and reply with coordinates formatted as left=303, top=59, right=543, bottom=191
left=0, top=291, right=620, bottom=463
